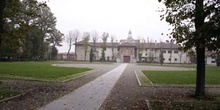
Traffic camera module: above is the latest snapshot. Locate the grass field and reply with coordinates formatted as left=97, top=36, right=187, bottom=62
left=0, top=85, right=20, bottom=100
left=150, top=99, right=220, bottom=110
left=142, top=66, right=220, bottom=85
left=0, top=62, right=91, bottom=81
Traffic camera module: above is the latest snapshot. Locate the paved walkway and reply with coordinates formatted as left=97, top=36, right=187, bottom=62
left=39, top=63, right=127, bottom=110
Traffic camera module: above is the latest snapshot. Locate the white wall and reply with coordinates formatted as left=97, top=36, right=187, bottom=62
left=76, top=45, right=91, bottom=61
left=75, top=44, right=191, bottom=63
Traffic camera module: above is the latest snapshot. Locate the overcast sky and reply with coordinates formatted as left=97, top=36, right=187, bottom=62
left=39, top=0, right=171, bottom=53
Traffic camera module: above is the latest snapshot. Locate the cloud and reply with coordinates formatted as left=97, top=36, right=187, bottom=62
left=39, top=0, right=171, bottom=53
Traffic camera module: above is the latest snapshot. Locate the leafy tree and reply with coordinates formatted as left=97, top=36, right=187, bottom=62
left=51, top=45, right=58, bottom=60
left=1, top=0, right=62, bottom=61
left=158, top=0, right=220, bottom=98
left=2, top=0, right=31, bottom=60
left=48, top=29, right=63, bottom=47
left=101, top=32, right=108, bottom=61
left=35, top=5, right=56, bottom=37
left=0, top=0, right=6, bottom=51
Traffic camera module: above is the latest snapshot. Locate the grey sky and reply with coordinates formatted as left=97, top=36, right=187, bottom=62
left=40, top=0, right=171, bottom=53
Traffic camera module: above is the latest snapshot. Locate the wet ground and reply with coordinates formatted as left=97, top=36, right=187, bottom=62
left=0, top=63, right=219, bottom=110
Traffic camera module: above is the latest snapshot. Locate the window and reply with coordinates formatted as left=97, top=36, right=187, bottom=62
left=168, top=58, right=171, bottom=61
left=168, top=50, right=172, bottom=53
left=162, top=50, right=166, bottom=53
left=174, top=50, right=178, bottom=54
left=175, top=58, right=177, bottom=61
left=163, top=58, right=165, bottom=61
left=211, top=61, right=216, bottom=63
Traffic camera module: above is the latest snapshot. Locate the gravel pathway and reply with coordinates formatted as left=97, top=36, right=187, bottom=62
left=39, top=64, right=127, bottom=110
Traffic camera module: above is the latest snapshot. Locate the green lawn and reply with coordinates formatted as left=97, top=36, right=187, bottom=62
left=143, top=66, right=220, bottom=85
left=150, top=100, right=220, bottom=110
left=0, top=85, right=20, bottom=100
left=0, top=62, right=91, bottom=81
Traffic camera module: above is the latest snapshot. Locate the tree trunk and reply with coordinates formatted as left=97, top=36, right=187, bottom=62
left=0, top=0, right=6, bottom=50
left=74, top=38, right=78, bottom=60
left=216, top=57, right=220, bottom=66
left=85, top=51, right=87, bottom=61
left=195, top=47, right=206, bottom=98
left=67, top=45, right=71, bottom=60
left=194, top=0, right=205, bottom=98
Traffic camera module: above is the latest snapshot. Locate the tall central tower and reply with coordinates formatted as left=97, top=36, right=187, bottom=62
left=127, top=30, right=133, bottom=42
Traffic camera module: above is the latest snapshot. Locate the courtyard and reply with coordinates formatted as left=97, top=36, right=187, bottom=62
left=0, top=62, right=220, bottom=110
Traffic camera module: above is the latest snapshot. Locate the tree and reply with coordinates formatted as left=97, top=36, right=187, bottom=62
left=48, top=29, right=63, bottom=47
left=91, top=30, right=98, bottom=60
left=73, top=29, right=80, bottom=59
left=138, top=37, right=145, bottom=61
left=187, top=49, right=196, bottom=63
left=1, top=0, right=61, bottom=61
left=36, top=5, right=56, bottom=37
left=148, top=39, right=154, bottom=63
left=89, top=48, right=94, bottom=63
left=169, top=39, right=174, bottom=63
left=0, top=0, right=6, bottom=51
left=111, top=35, right=115, bottom=61
left=51, top=45, right=58, bottom=60
left=82, top=32, right=90, bottom=61
left=66, top=30, right=79, bottom=60
left=178, top=47, right=184, bottom=63
left=158, top=0, right=220, bottom=98
left=159, top=52, right=164, bottom=65
left=101, top=32, right=108, bottom=61
left=66, top=31, right=74, bottom=60
left=2, top=0, right=41, bottom=60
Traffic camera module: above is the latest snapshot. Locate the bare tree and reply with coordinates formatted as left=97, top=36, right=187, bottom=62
left=137, top=37, right=145, bottom=61
left=148, top=38, right=154, bottom=63
left=178, top=47, right=184, bottom=63
left=111, top=35, right=115, bottom=61
left=91, top=30, right=99, bottom=60
left=66, top=31, right=74, bottom=59
left=73, top=30, right=80, bottom=59
left=169, top=39, right=174, bottom=63
left=82, top=32, right=90, bottom=61
left=65, top=29, right=80, bottom=60
left=101, top=32, right=109, bottom=61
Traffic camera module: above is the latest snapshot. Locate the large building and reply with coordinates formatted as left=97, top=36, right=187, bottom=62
left=74, top=31, right=215, bottom=64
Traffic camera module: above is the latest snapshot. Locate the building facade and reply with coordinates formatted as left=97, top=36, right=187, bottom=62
left=75, top=31, right=207, bottom=64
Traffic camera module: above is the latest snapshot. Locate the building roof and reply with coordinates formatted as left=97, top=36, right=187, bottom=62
left=119, top=42, right=138, bottom=47
left=75, top=41, right=180, bottom=49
